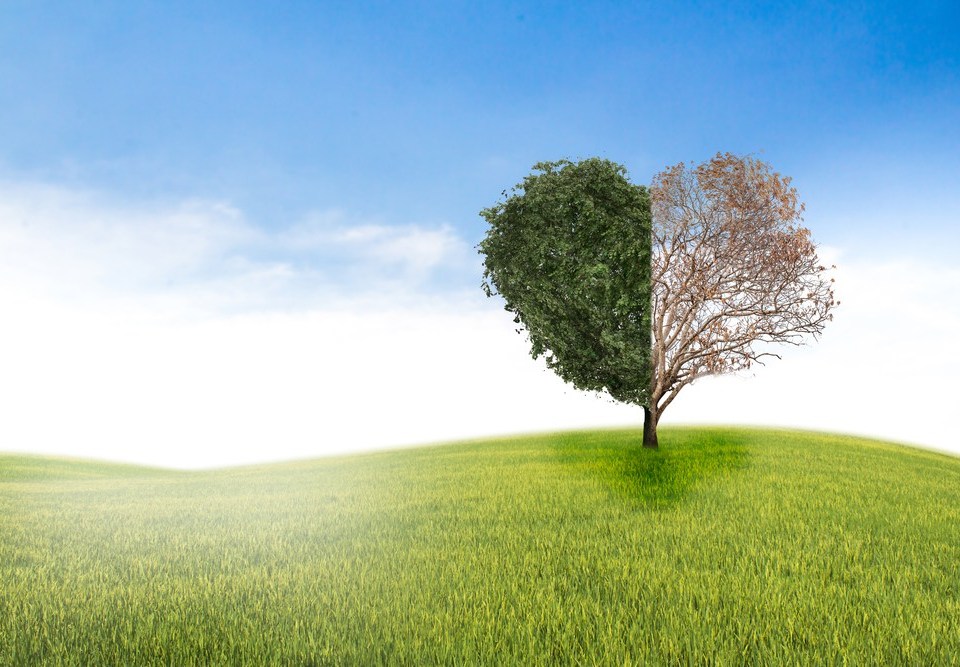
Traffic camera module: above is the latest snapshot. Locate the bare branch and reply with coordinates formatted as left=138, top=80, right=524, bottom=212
left=647, top=153, right=837, bottom=423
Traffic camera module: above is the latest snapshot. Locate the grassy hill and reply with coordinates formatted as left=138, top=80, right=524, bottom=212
left=2, top=427, right=960, bottom=665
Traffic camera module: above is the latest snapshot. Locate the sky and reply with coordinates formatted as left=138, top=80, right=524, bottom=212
left=1, top=1, right=958, bottom=468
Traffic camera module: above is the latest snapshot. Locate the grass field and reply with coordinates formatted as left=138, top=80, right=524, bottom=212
left=3, top=427, right=960, bottom=665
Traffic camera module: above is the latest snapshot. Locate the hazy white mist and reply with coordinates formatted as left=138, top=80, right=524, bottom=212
left=1, top=183, right=956, bottom=467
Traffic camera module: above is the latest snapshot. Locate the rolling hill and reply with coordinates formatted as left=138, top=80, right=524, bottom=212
left=2, top=427, right=959, bottom=664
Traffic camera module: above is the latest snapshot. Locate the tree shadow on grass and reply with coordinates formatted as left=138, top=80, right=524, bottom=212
left=552, top=428, right=752, bottom=509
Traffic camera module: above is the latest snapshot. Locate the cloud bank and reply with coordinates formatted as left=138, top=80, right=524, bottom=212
left=0, top=182, right=956, bottom=467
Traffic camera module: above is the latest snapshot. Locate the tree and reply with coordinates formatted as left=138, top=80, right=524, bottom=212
left=479, top=158, right=653, bottom=407
left=645, top=153, right=836, bottom=447
left=480, top=153, right=837, bottom=449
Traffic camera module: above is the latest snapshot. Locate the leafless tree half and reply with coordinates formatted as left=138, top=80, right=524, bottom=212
left=644, top=153, right=837, bottom=447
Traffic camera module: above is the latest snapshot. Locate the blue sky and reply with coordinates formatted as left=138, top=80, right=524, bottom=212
left=3, top=1, right=958, bottom=252
left=1, top=1, right=958, bottom=466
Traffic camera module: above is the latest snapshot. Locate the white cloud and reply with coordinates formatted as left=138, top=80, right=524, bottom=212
left=0, top=183, right=957, bottom=467
left=279, top=213, right=474, bottom=285
left=0, top=184, right=252, bottom=296
left=0, top=182, right=478, bottom=315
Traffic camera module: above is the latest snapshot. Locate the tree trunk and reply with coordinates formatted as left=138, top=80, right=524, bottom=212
left=643, top=406, right=659, bottom=448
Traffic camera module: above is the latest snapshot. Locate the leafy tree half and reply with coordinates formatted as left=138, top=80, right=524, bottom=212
left=479, top=158, right=654, bottom=425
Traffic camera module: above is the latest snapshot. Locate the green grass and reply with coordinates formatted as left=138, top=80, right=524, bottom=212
left=2, top=427, right=960, bottom=665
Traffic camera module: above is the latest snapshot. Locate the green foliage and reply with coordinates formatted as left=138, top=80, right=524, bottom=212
left=3, top=429, right=960, bottom=664
left=480, top=158, right=653, bottom=405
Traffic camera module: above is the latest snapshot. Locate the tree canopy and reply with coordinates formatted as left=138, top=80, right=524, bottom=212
left=480, top=154, right=836, bottom=448
left=480, top=158, right=653, bottom=406
left=641, top=154, right=837, bottom=444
